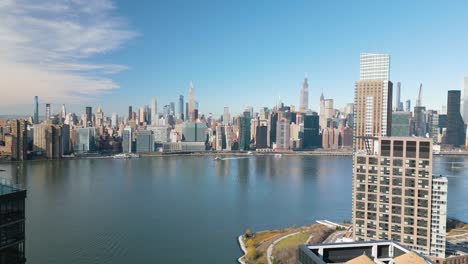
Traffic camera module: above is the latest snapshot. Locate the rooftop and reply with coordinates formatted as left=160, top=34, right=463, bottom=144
left=298, top=241, right=434, bottom=264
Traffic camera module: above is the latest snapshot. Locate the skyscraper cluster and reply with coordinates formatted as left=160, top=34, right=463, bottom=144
left=351, top=52, right=448, bottom=260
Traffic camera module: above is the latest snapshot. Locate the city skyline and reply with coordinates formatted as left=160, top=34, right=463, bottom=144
left=1, top=1, right=468, bottom=116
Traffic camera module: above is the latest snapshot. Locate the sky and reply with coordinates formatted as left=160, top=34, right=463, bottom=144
left=1, top=0, right=468, bottom=117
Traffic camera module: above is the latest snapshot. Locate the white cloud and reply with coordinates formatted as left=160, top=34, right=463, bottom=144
left=0, top=0, right=136, bottom=106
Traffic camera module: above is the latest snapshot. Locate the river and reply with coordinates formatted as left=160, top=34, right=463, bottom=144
left=0, top=155, right=466, bottom=263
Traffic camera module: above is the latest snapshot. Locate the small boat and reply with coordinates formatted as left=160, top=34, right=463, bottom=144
left=214, top=156, right=223, bottom=161
left=113, top=153, right=140, bottom=159
left=247, top=151, right=253, bottom=155
left=274, top=153, right=282, bottom=158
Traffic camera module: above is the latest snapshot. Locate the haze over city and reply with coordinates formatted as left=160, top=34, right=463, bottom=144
left=2, top=0, right=468, bottom=115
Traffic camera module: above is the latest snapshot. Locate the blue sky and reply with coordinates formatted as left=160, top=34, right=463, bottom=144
left=1, top=0, right=468, bottom=117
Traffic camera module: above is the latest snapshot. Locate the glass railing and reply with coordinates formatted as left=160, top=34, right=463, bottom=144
left=0, top=178, right=24, bottom=196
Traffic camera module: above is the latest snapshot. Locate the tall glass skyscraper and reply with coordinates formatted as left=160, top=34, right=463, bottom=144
left=178, top=95, right=184, bottom=120
left=33, top=96, right=39, bottom=124
left=359, top=53, right=390, bottom=80
left=151, top=98, right=157, bottom=125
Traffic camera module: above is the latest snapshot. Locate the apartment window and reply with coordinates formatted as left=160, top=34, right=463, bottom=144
left=381, top=140, right=391, bottom=156
left=419, top=142, right=430, bottom=159
left=393, top=140, right=404, bottom=157
left=406, top=141, right=417, bottom=158
left=393, top=159, right=403, bottom=167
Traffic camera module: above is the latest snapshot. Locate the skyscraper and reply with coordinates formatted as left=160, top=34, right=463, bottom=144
left=413, top=106, right=427, bottom=137
left=354, top=53, right=392, bottom=151
left=223, top=107, right=231, bottom=125
left=178, top=95, right=184, bottom=120
left=188, top=81, right=195, bottom=121
left=128, top=106, right=133, bottom=121
left=416, top=83, right=423, bottom=107
left=359, top=53, right=390, bottom=80
left=151, top=98, right=157, bottom=125
left=276, top=118, right=290, bottom=150
left=111, top=113, right=118, bottom=128
left=11, top=119, right=28, bottom=161
left=239, top=111, right=251, bottom=151
left=138, top=107, right=146, bottom=124
left=96, top=105, right=104, bottom=127
left=45, top=103, right=51, bottom=121
left=461, top=77, right=468, bottom=123
left=33, top=96, right=39, bottom=124
left=446, top=90, right=465, bottom=146
left=405, top=100, right=411, bottom=113
left=299, top=77, right=309, bottom=112
left=185, top=102, right=189, bottom=122
left=85, top=106, right=92, bottom=127
left=169, top=102, right=175, bottom=116
left=395, top=82, right=403, bottom=111
left=61, top=104, right=66, bottom=119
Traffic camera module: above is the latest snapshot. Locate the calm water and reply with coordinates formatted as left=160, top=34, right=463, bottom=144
left=0, top=155, right=467, bottom=263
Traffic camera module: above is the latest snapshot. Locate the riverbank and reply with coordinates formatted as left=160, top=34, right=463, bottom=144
left=0, top=150, right=353, bottom=164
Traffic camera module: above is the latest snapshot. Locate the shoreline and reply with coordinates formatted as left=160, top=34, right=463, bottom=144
left=0, top=150, right=353, bottom=164
left=3, top=150, right=468, bottom=164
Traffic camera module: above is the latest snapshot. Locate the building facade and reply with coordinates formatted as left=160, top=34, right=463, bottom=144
left=391, top=112, right=411, bottom=137
left=354, top=53, right=392, bottom=152
left=353, top=137, right=447, bottom=257
left=0, top=180, right=26, bottom=264
left=446, top=90, right=465, bottom=146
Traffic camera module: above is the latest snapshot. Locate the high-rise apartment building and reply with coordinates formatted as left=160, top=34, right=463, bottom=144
left=215, top=125, right=226, bottom=151
left=430, top=177, right=447, bottom=258
left=352, top=137, right=447, bottom=257
left=223, top=107, right=231, bottom=125
left=0, top=179, right=26, bottom=264
left=188, top=81, right=195, bottom=121
left=128, top=106, right=133, bottom=121
left=11, top=119, right=28, bottom=161
left=111, top=113, right=118, bottom=128
left=151, top=99, right=158, bottom=125
left=45, top=103, right=51, bottom=121
left=406, top=100, right=411, bottom=113
left=446, top=90, right=465, bottom=146
left=414, top=106, right=427, bottom=137
left=426, top=110, right=439, bottom=144
left=354, top=53, right=392, bottom=152
left=395, top=82, right=403, bottom=111
left=33, top=96, right=39, bottom=124
left=461, top=77, right=468, bottom=123
left=178, top=95, right=184, bottom=120
left=276, top=118, right=290, bottom=150
left=85, top=106, right=92, bottom=127
left=299, top=77, right=309, bottom=112
left=138, top=108, right=146, bottom=124
left=239, top=112, right=251, bottom=151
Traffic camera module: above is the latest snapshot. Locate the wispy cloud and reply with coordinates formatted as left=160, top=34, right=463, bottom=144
left=0, top=0, right=136, bottom=105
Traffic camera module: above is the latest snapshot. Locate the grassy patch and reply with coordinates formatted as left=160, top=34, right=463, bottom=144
left=253, top=231, right=285, bottom=245
left=275, top=232, right=310, bottom=250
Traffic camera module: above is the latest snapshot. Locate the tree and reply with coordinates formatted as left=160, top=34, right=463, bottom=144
left=245, top=228, right=252, bottom=238
left=246, top=246, right=258, bottom=260
left=246, top=239, right=254, bottom=248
